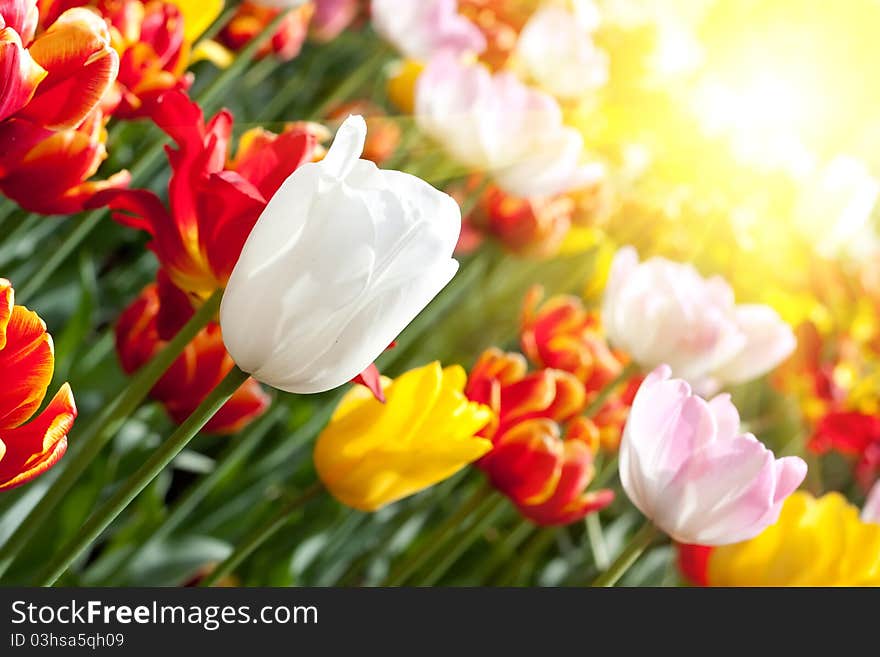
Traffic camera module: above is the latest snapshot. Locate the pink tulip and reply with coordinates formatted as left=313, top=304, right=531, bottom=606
left=620, top=366, right=807, bottom=545
left=603, top=247, right=796, bottom=390
left=371, top=0, right=485, bottom=60
left=311, top=0, right=361, bottom=41
left=416, top=52, right=602, bottom=198
left=862, top=481, right=880, bottom=525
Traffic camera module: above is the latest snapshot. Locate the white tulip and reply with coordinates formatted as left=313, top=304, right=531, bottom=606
left=416, top=52, right=602, bottom=198
left=220, top=115, right=461, bottom=394
left=602, top=247, right=795, bottom=388
left=515, top=5, right=608, bottom=101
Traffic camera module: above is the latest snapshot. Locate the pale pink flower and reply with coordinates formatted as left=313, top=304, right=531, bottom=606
left=415, top=53, right=602, bottom=198
left=862, top=481, right=880, bottom=525
left=371, top=0, right=485, bottom=60
left=312, top=0, right=361, bottom=41
left=620, top=366, right=807, bottom=545
left=602, top=247, right=795, bottom=389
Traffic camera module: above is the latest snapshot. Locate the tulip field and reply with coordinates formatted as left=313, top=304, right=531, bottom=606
left=1, top=0, right=879, bottom=591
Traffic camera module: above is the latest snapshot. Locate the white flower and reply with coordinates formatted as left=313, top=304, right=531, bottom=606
left=515, top=4, right=608, bottom=101
left=602, top=246, right=795, bottom=388
left=416, top=53, right=602, bottom=198
left=371, top=0, right=485, bottom=60
left=220, top=115, right=461, bottom=394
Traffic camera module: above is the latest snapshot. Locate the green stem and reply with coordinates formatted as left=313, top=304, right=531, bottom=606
left=198, top=7, right=296, bottom=115
left=583, top=361, right=640, bottom=418
left=0, top=290, right=223, bottom=581
left=36, top=366, right=250, bottom=586
left=590, top=521, right=657, bottom=587
left=99, top=404, right=286, bottom=585
left=586, top=513, right=610, bottom=570
left=199, top=481, right=324, bottom=587
left=385, top=482, right=492, bottom=586
left=419, top=493, right=506, bottom=586
left=592, top=454, right=619, bottom=489
left=495, top=526, right=557, bottom=586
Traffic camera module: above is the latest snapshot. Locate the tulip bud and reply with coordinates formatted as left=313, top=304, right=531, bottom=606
left=620, top=366, right=806, bottom=545
left=220, top=115, right=462, bottom=394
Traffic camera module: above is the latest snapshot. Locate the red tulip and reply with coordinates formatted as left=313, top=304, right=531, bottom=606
left=466, top=348, right=613, bottom=525
left=115, top=272, right=270, bottom=435
left=0, top=278, right=76, bottom=491
left=220, top=1, right=313, bottom=62
left=96, top=89, right=318, bottom=299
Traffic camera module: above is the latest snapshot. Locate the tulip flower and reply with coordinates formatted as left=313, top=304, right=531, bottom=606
left=462, top=183, right=576, bottom=258
left=863, top=481, right=880, bottom=524
left=602, top=247, right=796, bottom=390
left=0, top=278, right=76, bottom=491
left=0, top=109, right=129, bottom=214
left=220, top=115, right=462, bottom=395
left=465, top=348, right=614, bottom=525
left=809, top=411, right=880, bottom=492
left=514, top=4, right=608, bottom=101
left=116, top=273, right=270, bottom=435
left=520, top=286, right=637, bottom=451
left=679, top=492, right=880, bottom=586
left=6, top=4, right=119, bottom=130
left=97, top=89, right=319, bottom=299
left=311, top=0, right=361, bottom=42
left=416, top=52, right=602, bottom=198
left=0, top=2, right=127, bottom=213
left=620, top=365, right=806, bottom=545
left=314, top=362, right=493, bottom=511
left=371, top=0, right=485, bottom=60
left=220, top=0, right=314, bottom=62
left=97, top=0, right=196, bottom=119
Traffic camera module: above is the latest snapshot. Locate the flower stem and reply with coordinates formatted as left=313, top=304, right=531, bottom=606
left=199, top=481, right=325, bottom=587
left=590, top=521, right=658, bottom=587
left=36, top=366, right=250, bottom=586
left=0, top=289, right=224, bottom=581
left=420, top=493, right=506, bottom=586
left=385, top=481, right=492, bottom=586
left=583, top=361, right=640, bottom=418
left=99, top=404, right=286, bottom=585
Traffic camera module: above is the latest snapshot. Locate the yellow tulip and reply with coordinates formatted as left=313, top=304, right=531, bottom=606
left=314, top=362, right=494, bottom=512
left=386, top=59, right=425, bottom=115
left=709, top=492, right=880, bottom=586
left=168, top=0, right=225, bottom=43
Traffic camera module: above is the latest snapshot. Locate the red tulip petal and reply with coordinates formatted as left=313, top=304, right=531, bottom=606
left=0, top=304, right=53, bottom=430
left=0, top=383, right=75, bottom=491
left=0, top=26, right=46, bottom=122
left=21, top=8, right=118, bottom=130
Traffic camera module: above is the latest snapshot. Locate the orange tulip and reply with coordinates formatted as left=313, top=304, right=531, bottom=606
left=0, top=278, right=76, bottom=491
left=220, top=1, right=313, bottom=62
left=465, top=348, right=613, bottom=525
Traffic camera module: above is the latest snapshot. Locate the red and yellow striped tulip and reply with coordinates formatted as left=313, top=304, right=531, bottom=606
left=0, top=278, right=76, bottom=491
